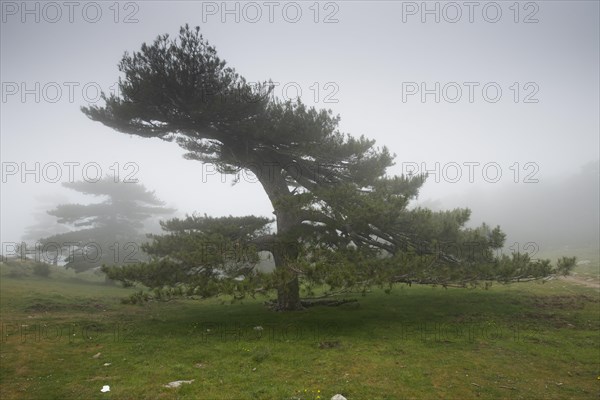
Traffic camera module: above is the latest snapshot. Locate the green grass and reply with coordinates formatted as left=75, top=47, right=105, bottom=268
left=1, top=260, right=599, bottom=399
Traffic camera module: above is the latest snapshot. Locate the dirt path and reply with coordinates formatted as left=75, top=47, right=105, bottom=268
left=560, top=275, right=600, bottom=289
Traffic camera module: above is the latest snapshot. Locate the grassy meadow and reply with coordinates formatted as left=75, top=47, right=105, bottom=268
left=0, top=258, right=598, bottom=400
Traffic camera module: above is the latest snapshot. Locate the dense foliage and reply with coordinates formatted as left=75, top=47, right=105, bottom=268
left=86, top=25, right=575, bottom=309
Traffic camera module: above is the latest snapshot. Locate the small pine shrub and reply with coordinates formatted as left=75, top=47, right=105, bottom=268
left=33, top=263, right=51, bottom=278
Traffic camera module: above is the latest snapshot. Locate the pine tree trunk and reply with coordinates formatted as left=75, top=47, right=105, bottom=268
left=276, top=274, right=302, bottom=311
left=272, top=228, right=303, bottom=311
left=252, top=162, right=303, bottom=311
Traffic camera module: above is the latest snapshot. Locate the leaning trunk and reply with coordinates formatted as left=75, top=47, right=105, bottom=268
left=251, top=161, right=303, bottom=310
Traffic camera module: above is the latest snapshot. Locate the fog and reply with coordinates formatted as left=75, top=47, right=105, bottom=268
left=1, top=1, right=598, bottom=258
left=417, top=159, right=599, bottom=252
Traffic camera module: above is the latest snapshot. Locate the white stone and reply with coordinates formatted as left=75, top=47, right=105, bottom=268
left=164, top=380, right=194, bottom=388
left=331, top=395, right=347, bottom=400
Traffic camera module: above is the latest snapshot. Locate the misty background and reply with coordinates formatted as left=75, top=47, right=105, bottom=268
left=1, top=1, right=598, bottom=259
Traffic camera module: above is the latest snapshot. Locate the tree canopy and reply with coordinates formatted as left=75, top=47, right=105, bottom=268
left=41, top=177, right=173, bottom=272
left=84, top=25, right=575, bottom=309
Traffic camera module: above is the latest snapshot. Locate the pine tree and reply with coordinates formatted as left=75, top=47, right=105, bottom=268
left=41, top=178, right=173, bottom=273
left=83, top=25, right=574, bottom=309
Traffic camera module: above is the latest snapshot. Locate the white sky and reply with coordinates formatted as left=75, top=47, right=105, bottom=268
left=1, top=1, right=599, bottom=253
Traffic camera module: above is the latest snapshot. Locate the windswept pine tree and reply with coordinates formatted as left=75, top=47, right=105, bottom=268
left=84, top=25, right=575, bottom=310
